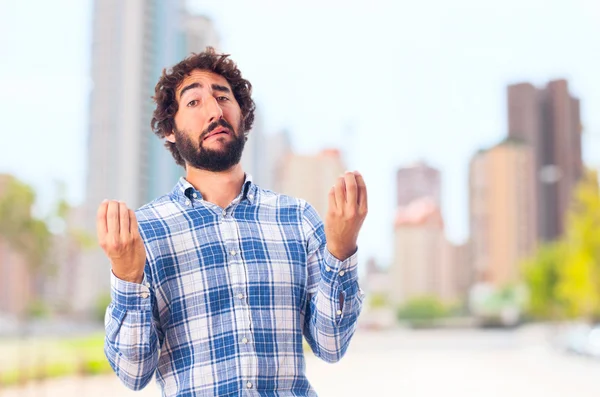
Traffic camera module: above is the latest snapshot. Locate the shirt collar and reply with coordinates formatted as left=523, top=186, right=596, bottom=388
left=172, top=174, right=257, bottom=205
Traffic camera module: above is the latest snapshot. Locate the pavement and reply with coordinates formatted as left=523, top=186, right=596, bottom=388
left=2, top=325, right=599, bottom=397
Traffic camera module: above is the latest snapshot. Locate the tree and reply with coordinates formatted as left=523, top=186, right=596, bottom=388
left=522, top=242, right=565, bottom=320
left=0, top=176, right=52, bottom=306
left=556, top=169, right=600, bottom=321
left=523, top=169, right=600, bottom=321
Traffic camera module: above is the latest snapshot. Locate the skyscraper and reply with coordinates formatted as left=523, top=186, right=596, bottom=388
left=0, top=174, right=32, bottom=317
left=469, top=139, right=537, bottom=287
left=85, top=1, right=220, bottom=224
left=242, top=126, right=292, bottom=191
left=507, top=79, right=583, bottom=241
left=390, top=197, right=445, bottom=304
left=396, top=161, right=441, bottom=207
left=80, top=1, right=219, bottom=314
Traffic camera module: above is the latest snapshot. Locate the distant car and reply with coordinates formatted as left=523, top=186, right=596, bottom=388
left=584, top=325, right=600, bottom=358
left=556, top=322, right=600, bottom=359
left=562, top=323, right=592, bottom=355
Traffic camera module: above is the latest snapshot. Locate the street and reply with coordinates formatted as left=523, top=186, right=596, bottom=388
left=3, top=325, right=599, bottom=397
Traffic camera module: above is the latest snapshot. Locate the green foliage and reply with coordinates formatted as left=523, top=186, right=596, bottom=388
left=26, top=300, right=51, bottom=319
left=522, top=242, right=565, bottom=319
left=0, top=333, right=112, bottom=386
left=0, top=175, right=95, bottom=318
left=556, top=170, right=600, bottom=320
left=0, top=176, right=52, bottom=271
left=368, top=292, right=388, bottom=309
left=397, top=296, right=449, bottom=323
left=523, top=169, right=600, bottom=321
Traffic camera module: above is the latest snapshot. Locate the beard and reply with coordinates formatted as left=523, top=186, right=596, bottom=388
left=174, top=119, right=246, bottom=172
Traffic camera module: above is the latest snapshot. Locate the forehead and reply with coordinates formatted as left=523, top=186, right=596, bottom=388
left=176, top=69, right=232, bottom=99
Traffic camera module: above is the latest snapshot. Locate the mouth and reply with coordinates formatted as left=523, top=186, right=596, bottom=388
left=203, top=127, right=230, bottom=141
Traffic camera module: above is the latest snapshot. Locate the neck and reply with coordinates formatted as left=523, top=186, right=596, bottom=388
left=185, top=163, right=246, bottom=209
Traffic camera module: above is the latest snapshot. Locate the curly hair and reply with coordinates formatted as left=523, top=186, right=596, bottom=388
left=151, top=47, right=256, bottom=167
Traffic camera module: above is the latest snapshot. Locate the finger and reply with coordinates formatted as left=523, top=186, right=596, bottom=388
left=354, top=171, right=368, bottom=211
left=96, top=200, right=108, bottom=241
left=344, top=172, right=358, bottom=206
left=119, top=201, right=130, bottom=237
left=334, top=176, right=345, bottom=210
left=129, top=209, right=139, bottom=237
left=106, top=201, right=120, bottom=235
left=328, top=185, right=337, bottom=213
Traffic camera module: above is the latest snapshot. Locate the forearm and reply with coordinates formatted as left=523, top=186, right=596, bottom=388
left=305, top=249, right=364, bottom=363
left=104, top=271, right=160, bottom=390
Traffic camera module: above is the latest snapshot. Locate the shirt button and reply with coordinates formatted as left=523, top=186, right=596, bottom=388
left=193, top=193, right=198, bottom=198
left=222, top=210, right=227, bottom=216
left=336, top=309, right=342, bottom=315
left=248, top=194, right=254, bottom=200
left=237, top=293, right=244, bottom=300
left=140, top=292, right=149, bottom=299
left=325, top=266, right=332, bottom=272
left=339, top=270, right=346, bottom=277
left=185, top=200, right=190, bottom=206
left=246, top=382, right=253, bottom=389
left=230, top=250, right=237, bottom=256
left=242, top=337, right=248, bottom=344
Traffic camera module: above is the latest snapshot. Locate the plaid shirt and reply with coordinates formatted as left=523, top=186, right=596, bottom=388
left=104, top=176, right=364, bottom=396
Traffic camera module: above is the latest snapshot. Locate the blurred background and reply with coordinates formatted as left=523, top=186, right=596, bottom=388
left=0, top=0, right=599, bottom=396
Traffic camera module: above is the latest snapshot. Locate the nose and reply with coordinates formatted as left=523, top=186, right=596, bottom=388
left=206, top=95, right=223, bottom=124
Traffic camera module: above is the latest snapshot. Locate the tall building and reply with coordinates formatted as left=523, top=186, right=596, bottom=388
left=0, top=174, right=34, bottom=317
left=81, top=1, right=219, bottom=314
left=278, top=149, right=346, bottom=218
left=0, top=239, right=31, bottom=317
left=240, top=118, right=292, bottom=191
left=440, top=240, right=471, bottom=303
left=85, top=1, right=220, bottom=224
left=389, top=198, right=445, bottom=304
left=183, top=14, right=220, bottom=54
left=396, top=161, right=441, bottom=207
left=507, top=79, right=583, bottom=241
left=469, top=139, right=537, bottom=287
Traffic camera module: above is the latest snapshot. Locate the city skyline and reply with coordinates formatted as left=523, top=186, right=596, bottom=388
left=0, top=0, right=599, bottom=268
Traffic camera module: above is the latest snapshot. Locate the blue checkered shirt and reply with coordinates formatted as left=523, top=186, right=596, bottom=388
left=104, top=176, right=364, bottom=396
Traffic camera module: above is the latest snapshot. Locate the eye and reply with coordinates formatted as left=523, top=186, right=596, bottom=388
left=217, top=96, right=230, bottom=102
left=187, top=99, right=198, bottom=107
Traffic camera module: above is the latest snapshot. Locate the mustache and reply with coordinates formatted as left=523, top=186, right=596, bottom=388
left=200, top=119, right=235, bottom=140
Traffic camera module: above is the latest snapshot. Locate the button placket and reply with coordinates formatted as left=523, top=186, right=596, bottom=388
left=217, top=202, right=257, bottom=385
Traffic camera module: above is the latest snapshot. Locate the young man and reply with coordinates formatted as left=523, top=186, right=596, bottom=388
left=98, top=47, right=367, bottom=396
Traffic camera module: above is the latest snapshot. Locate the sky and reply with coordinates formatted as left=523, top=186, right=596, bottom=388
left=0, top=0, right=599, bottom=266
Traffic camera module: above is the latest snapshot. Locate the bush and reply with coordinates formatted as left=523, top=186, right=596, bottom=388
left=397, top=296, right=449, bottom=327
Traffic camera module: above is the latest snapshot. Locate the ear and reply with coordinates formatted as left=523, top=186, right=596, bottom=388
left=166, top=131, right=176, bottom=143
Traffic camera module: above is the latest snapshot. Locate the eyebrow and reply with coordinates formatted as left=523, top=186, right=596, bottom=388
left=179, top=82, right=232, bottom=99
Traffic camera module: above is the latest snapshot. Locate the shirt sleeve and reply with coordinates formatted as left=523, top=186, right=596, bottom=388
left=104, top=262, right=162, bottom=390
left=301, top=202, right=364, bottom=363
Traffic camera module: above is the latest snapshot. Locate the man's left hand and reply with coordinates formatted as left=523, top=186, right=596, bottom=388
left=325, top=171, right=368, bottom=261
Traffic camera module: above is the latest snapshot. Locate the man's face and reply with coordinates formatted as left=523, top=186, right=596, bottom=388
left=168, top=69, right=245, bottom=171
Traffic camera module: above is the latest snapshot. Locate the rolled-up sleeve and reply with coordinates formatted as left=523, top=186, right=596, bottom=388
left=104, top=268, right=161, bottom=390
left=301, top=203, right=364, bottom=363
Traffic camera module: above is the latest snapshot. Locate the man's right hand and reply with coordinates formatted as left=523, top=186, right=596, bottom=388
left=97, top=200, right=147, bottom=284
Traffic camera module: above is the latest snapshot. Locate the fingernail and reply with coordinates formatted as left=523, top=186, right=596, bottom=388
left=102, top=199, right=108, bottom=203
